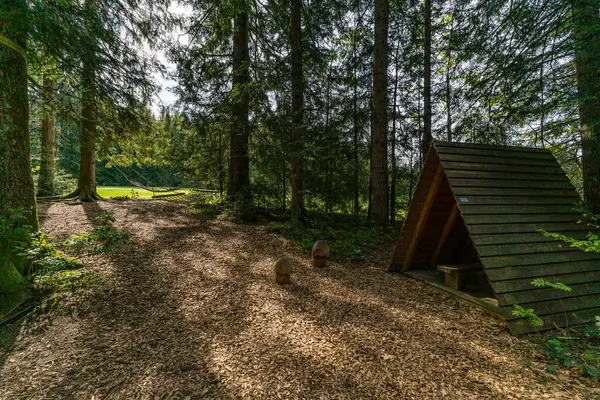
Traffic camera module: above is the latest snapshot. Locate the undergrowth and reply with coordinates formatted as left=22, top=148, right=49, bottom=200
left=514, top=280, right=600, bottom=379
left=1, top=208, right=96, bottom=325
left=267, top=219, right=398, bottom=261
left=189, top=196, right=399, bottom=260
left=1, top=209, right=81, bottom=290
left=541, top=322, right=600, bottom=378
left=188, top=195, right=253, bottom=222
left=514, top=214, right=600, bottom=380
left=64, top=211, right=130, bottom=255
left=111, top=189, right=140, bottom=201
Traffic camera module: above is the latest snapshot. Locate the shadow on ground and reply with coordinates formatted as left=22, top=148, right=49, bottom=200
left=0, top=201, right=595, bottom=399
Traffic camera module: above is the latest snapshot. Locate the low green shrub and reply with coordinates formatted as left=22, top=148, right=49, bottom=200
left=34, top=270, right=102, bottom=293
left=514, top=217, right=600, bottom=380
left=64, top=211, right=130, bottom=255
left=0, top=208, right=87, bottom=319
left=1, top=209, right=80, bottom=289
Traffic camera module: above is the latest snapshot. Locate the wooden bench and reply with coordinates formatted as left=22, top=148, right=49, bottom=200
left=437, top=263, right=482, bottom=291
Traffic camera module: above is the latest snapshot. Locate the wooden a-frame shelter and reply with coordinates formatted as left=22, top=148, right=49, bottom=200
left=390, top=141, right=600, bottom=334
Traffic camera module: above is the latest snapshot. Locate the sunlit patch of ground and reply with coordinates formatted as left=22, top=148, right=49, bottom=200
left=97, top=186, right=191, bottom=199
left=1, top=201, right=598, bottom=399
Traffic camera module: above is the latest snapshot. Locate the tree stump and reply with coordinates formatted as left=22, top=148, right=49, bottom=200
left=274, top=257, right=294, bottom=284
left=311, top=240, right=330, bottom=267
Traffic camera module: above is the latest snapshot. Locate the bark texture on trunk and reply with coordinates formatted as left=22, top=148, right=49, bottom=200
left=370, top=0, right=390, bottom=225
left=422, top=0, right=433, bottom=156
left=572, top=0, right=600, bottom=214
left=75, top=56, right=100, bottom=201
left=290, top=0, right=304, bottom=221
left=0, top=0, right=36, bottom=291
left=352, top=17, right=360, bottom=217
left=0, top=0, right=38, bottom=230
left=228, top=7, right=251, bottom=203
left=390, top=45, right=400, bottom=225
left=38, top=75, right=56, bottom=197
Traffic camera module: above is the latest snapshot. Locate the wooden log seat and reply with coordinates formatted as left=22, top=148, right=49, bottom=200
left=437, top=263, right=482, bottom=290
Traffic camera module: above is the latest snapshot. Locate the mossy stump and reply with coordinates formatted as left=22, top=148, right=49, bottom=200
left=274, top=257, right=293, bottom=284
left=311, top=240, right=330, bottom=268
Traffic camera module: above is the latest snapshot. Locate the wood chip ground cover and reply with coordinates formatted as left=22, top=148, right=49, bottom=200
left=1, top=201, right=599, bottom=399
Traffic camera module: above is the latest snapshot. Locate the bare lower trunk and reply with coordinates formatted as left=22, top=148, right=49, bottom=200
left=0, top=0, right=38, bottom=230
left=390, top=44, right=400, bottom=225
left=325, top=64, right=333, bottom=213
left=38, top=75, right=56, bottom=197
left=445, top=61, right=452, bottom=142
left=353, top=77, right=360, bottom=216
left=228, top=7, right=251, bottom=204
left=352, top=10, right=361, bottom=217
left=370, top=0, right=390, bottom=225
left=290, top=0, right=304, bottom=221
left=572, top=0, right=600, bottom=213
left=72, top=51, right=100, bottom=202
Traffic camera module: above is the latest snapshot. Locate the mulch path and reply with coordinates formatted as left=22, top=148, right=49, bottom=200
left=1, top=201, right=599, bottom=399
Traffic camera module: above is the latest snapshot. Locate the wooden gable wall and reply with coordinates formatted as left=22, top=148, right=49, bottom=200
left=391, top=141, right=600, bottom=334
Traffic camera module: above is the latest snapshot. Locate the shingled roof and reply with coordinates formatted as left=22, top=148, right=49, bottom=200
left=390, top=141, right=600, bottom=334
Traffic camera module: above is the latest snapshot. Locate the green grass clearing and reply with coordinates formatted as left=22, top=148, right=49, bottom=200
left=97, top=186, right=191, bottom=199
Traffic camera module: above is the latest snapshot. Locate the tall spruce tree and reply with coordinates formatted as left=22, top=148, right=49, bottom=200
left=422, top=0, right=432, bottom=155
left=228, top=1, right=251, bottom=203
left=0, top=0, right=38, bottom=228
left=370, top=0, right=390, bottom=224
left=290, top=0, right=305, bottom=220
left=0, top=0, right=37, bottom=292
left=37, top=74, right=57, bottom=197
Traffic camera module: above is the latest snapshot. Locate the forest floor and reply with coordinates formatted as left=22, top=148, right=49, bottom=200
left=1, top=201, right=599, bottom=399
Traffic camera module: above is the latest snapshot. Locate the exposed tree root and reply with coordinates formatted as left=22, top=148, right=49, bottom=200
left=37, top=187, right=101, bottom=202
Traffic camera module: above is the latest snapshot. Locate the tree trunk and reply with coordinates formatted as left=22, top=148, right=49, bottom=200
left=417, top=80, right=423, bottom=168
left=281, top=158, right=286, bottom=212
left=370, top=0, right=390, bottom=225
left=352, top=72, right=360, bottom=216
left=38, top=75, right=56, bottom=197
left=422, top=0, right=433, bottom=156
left=75, top=54, right=100, bottom=201
left=539, top=44, right=545, bottom=148
left=60, top=0, right=101, bottom=202
left=228, top=7, right=251, bottom=203
left=218, top=130, right=224, bottom=197
left=325, top=64, right=333, bottom=214
left=390, top=44, right=400, bottom=225
left=0, top=0, right=36, bottom=291
left=0, top=0, right=38, bottom=229
left=290, top=0, right=304, bottom=221
left=445, top=66, right=451, bottom=142
left=573, top=0, right=600, bottom=214
left=445, top=4, right=453, bottom=142
left=352, top=12, right=360, bottom=217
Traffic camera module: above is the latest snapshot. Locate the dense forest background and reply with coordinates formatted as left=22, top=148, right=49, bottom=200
left=2, top=0, right=600, bottom=225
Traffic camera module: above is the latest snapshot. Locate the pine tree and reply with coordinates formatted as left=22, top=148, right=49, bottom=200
left=370, top=0, right=390, bottom=224
left=228, top=1, right=251, bottom=204
left=0, top=0, right=38, bottom=292
left=290, top=0, right=305, bottom=220
left=37, top=74, right=57, bottom=197
left=422, top=0, right=432, bottom=155
left=0, top=0, right=38, bottom=228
